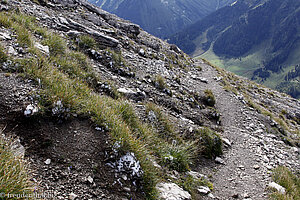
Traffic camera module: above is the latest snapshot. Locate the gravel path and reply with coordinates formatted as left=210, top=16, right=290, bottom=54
left=186, top=61, right=299, bottom=199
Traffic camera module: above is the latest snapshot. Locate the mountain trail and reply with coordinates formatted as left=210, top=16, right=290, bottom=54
left=184, top=61, right=299, bottom=199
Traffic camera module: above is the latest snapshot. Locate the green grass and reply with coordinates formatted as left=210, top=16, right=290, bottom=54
left=0, top=134, right=34, bottom=199
left=178, top=175, right=213, bottom=199
left=270, top=166, right=300, bottom=200
left=194, top=127, right=222, bottom=158
left=154, top=75, right=167, bottom=90
left=145, top=103, right=175, bottom=139
left=1, top=10, right=201, bottom=198
left=42, top=34, right=66, bottom=56
left=203, top=89, right=216, bottom=107
left=77, top=35, right=97, bottom=50
left=0, top=45, right=8, bottom=63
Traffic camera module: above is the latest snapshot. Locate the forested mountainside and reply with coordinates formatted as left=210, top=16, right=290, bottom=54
left=0, top=0, right=299, bottom=199
left=170, top=0, right=300, bottom=99
left=88, top=0, right=235, bottom=38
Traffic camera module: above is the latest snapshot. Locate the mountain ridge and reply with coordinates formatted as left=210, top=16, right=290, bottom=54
left=169, top=0, right=300, bottom=99
left=89, top=0, right=235, bottom=38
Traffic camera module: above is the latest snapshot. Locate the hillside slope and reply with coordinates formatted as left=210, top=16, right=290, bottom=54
left=88, top=0, right=235, bottom=38
left=0, top=0, right=299, bottom=199
left=170, top=0, right=300, bottom=99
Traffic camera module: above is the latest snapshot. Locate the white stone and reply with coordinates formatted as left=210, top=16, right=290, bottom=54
left=198, top=186, right=210, bottom=194
left=24, top=104, right=39, bottom=116
left=0, top=32, right=11, bottom=40
left=215, top=157, right=225, bottom=164
left=117, top=88, right=135, bottom=95
left=222, top=138, right=231, bottom=146
left=187, top=171, right=205, bottom=179
left=44, top=159, right=51, bottom=165
left=268, top=182, right=286, bottom=194
left=34, top=42, right=50, bottom=55
left=87, top=176, right=93, bottom=184
left=8, top=46, right=18, bottom=55
left=156, top=182, right=191, bottom=200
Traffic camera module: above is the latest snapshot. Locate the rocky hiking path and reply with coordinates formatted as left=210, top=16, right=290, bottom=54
left=185, top=61, right=300, bottom=199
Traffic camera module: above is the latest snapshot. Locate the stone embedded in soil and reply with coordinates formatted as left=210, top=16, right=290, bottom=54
left=156, top=182, right=191, bottom=200
left=268, top=182, right=286, bottom=194
left=198, top=186, right=211, bottom=194
left=253, top=165, right=260, bottom=170
left=44, top=159, right=51, bottom=165
left=215, top=157, right=225, bottom=164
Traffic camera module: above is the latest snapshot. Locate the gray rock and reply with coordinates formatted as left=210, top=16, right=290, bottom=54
left=187, top=171, right=205, bottom=179
left=87, top=29, right=119, bottom=47
left=10, top=139, right=25, bottom=157
left=8, top=46, right=18, bottom=56
left=215, top=157, right=225, bottom=164
left=87, top=176, right=93, bottom=184
left=156, top=182, right=191, bottom=200
left=222, top=138, right=232, bottom=147
left=69, top=192, right=78, bottom=200
left=0, top=32, right=11, bottom=40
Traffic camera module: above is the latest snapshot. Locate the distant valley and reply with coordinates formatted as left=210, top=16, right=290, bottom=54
left=88, top=0, right=235, bottom=38
left=170, top=0, right=300, bottom=98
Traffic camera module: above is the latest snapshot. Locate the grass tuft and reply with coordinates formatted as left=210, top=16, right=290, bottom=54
left=194, top=127, right=222, bottom=158
left=269, top=166, right=300, bottom=200
left=203, top=89, right=216, bottom=107
left=0, top=134, right=34, bottom=198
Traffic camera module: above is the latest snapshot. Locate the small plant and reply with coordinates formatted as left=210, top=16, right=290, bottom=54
left=77, top=35, right=96, bottom=50
left=154, top=75, right=167, bottom=90
left=195, top=127, right=222, bottom=158
left=0, top=45, right=8, bottom=63
left=269, top=166, right=300, bottom=199
left=145, top=103, right=175, bottom=139
left=0, top=135, right=34, bottom=198
left=178, top=175, right=213, bottom=198
left=42, top=34, right=66, bottom=56
left=159, top=142, right=196, bottom=172
left=203, top=89, right=216, bottom=107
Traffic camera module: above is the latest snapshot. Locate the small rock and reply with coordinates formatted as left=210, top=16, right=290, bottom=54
left=24, top=104, right=39, bottom=116
left=198, top=186, right=211, bottom=194
left=199, top=77, right=208, bottom=83
left=215, top=157, right=225, bottom=164
left=243, top=193, right=250, bottom=198
left=156, top=182, right=191, bottom=200
left=0, top=32, right=11, bottom=40
left=208, top=193, right=215, bottom=198
left=44, top=159, right=51, bottom=165
left=34, top=42, right=50, bottom=55
left=69, top=192, right=78, bottom=200
left=87, top=176, right=93, bottom=184
left=222, top=138, right=231, bottom=147
left=123, top=187, right=131, bottom=192
left=291, top=147, right=298, bottom=153
left=139, top=48, right=145, bottom=56
left=268, top=182, right=286, bottom=194
left=8, top=46, right=18, bottom=56
left=187, top=171, right=205, bottom=179
left=232, top=193, right=239, bottom=198
left=253, top=165, right=260, bottom=170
